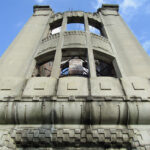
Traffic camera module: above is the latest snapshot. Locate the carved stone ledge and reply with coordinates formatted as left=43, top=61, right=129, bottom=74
left=33, top=5, right=53, bottom=13
left=49, top=11, right=102, bottom=25
left=11, top=127, right=147, bottom=149
left=65, top=11, right=84, bottom=17
left=91, top=33, right=109, bottom=43
left=37, top=46, right=55, bottom=55
left=64, top=31, right=86, bottom=36
left=42, top=33, right=60, bottom=43
left=91, top=33, right=113, bottom=53
left=49, top=13, right=63, bottom=24
left=87, top=12, right=102, bottom=23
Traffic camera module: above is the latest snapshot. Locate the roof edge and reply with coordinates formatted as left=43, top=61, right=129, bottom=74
left=33, top=5, right=53, bottom=13
left=97, top=4, right=119, bottom=13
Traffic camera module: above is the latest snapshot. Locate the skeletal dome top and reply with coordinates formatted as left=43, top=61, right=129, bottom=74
left=33, top=5, right=119, bottom=79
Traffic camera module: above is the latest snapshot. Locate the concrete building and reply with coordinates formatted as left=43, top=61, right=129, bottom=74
left=0, top=4, right=150, bottom=150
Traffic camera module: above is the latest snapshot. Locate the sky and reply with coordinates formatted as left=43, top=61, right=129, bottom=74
left=0, top=0, right=150, bottom=56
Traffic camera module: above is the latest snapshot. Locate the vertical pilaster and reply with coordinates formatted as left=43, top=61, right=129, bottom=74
left=51, top=14, right=67, bottom=79
left=99, top=11, right=124, bottom=78
left=84, top=14, right=97, bottom=78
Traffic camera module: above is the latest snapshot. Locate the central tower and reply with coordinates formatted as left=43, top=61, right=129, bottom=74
left=0, top=4, right=150, bottom=150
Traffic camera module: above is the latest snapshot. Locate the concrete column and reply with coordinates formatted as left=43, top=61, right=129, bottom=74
left=51, top=14, right=67, bottom=79
left=84, top=14, right=97, bottom=78
left=0, top=6, right=53, bottom=78
left=99, top=9, right=124, bottom=78
left=99, top=4, right=150, bottom=78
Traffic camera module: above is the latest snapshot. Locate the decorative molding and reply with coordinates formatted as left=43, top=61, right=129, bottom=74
left=33, top=5, right=53, bottom=13
left=87, top=12, right=102, bottom=23
left=49, top=13, right=63, bottom=24
left=91, top=33, right=112, bottom=54
left=49, top=11, right=102, bottom=25
left=11, top=127, right=148, bottom=149
left=64, top=31, right=86, bottom=36
left=33, top=14, right=49, bottom=17
left=42, top=33, right=60, bottom=43
left=97, top=4, right=119, bottom=16
left=91, top=33, right=109, bottom=43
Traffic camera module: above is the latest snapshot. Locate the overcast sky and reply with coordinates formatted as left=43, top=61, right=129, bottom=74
left=0, top=0, right=150, bottom=56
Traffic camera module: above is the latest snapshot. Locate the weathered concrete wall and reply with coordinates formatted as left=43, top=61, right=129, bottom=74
left=0, top=7, right=52, bottom=78
left=0, top=4, right=150, bottom=150
left=99, top=5, right=150, bottom=78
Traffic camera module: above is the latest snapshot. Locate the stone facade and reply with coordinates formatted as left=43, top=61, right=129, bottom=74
left=0, top=4, right=150, bottom=150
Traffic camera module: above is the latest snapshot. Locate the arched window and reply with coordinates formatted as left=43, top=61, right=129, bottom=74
left=88, top=18, right=107, bottom=37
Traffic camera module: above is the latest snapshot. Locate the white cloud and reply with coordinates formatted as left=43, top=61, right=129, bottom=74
left=35, top=0, right=50, bottom=4
left=52, top=27, right=61, bottom=34
left=89, top=26, right=100, bottom=35
left=93, top=0, right=103, bottom=10
left=92, top=0, right=120, bottom=10
left=120, top=0, right=148, bottom=19
left=92, top=0, right=149, bottom=21
left=120, top=0, right=139, bottom=11
left=143, top=40, right=150, bottom=54
left=89, top=26, right=96, bottom=33
left=35, top=0, right=44, bottom=4
left=91, top=0, right=150, bottom=56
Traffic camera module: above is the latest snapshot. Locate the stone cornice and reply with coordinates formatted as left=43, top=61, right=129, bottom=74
left=33, top=5, right=53, bottom=13
left=97, top=4, right=119, bottom=13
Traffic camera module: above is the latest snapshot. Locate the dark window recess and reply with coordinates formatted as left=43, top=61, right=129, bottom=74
left=49, top=18, right=62, bottom=35
left=95, top=59, right=116, bottom=77
left=32, top=61, right=53, bottom=77
left=60, top=49, right=89, bottom=77
left=88, top=18, right=103, bottom=36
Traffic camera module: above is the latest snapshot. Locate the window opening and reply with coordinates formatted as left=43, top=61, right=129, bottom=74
left=32, top=51, right=55, bottom=77
left=94, top=51, right=117, bottom=77
left=95, top=60, right=116, bottom=77
left=89, top=25, right=101, bottom=35
left=51, top=27, right=61, bottom=34
left=49, top=19, right=62, bottom=35
left=88, top=18, right=102, bottom=36
left=67, top=16, right=85, bottom=31
left=32, top=60, right=54, bottom=77
left=67, top=23, right=85, bottom=31
left=60, top=49, right=89, bottom=77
